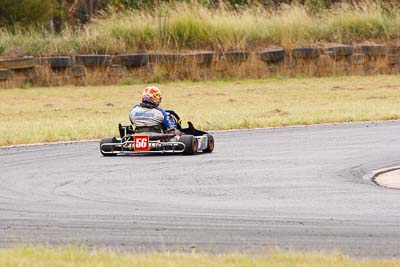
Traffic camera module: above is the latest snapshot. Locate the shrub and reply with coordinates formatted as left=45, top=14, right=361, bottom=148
left=304, top=0, right=328, bottom=15
left=0, top=1, right=399, bottom=55
left=0, top=0, right=57, bottom=27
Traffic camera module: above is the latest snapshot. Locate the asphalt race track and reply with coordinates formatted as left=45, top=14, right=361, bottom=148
left=1, top=121, right=400, bottom=258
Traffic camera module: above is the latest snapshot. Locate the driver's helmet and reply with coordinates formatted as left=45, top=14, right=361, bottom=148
left=142, top=86, right=162, bottom=106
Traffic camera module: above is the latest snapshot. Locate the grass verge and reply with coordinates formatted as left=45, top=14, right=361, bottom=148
left=0, top=246, right=399, bottom=267
left=1, top=75, right=400, bottom=146
left=1, top=1, right=400, bottom=56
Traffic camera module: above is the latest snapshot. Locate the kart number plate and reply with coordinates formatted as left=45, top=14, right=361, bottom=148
left=133, top=135, right=150, bottom=151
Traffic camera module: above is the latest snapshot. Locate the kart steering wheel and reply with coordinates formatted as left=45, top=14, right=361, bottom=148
left=166, top=110, right=182, bottom=129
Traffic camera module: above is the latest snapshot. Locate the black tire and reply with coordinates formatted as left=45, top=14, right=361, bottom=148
left=180, top=135, right=197, bottom=155
left=223, top=51, right=250, bottom=63
left=389, top=45, right=400, bottom=56
left=75, top=55, right=112, bottom=67
left=149, top=51, right=215, bottom=66
left=108, top=64, right=126, bottom=77
left=291, top=47, right=320, bottom=59
left=256, top=48, right=285, bottom=64
left=203, top=134, right=214, bottom=153
left=114, top=53, right=149, bottom=68
left=149, top=53, right=182, bottom=64
left=40, top=56, right=72, bottom=69
left=71, top=65, right=85, bottom=78
left=100, top=137, right=120, bottom=156
left=0, top=69, right=13, bottom=80
left=356, top=44, right=387, bottom=57
left=324, top=45, right=353, bottom=58
left=388, top=55, right=400, bottom=65
left=181, top=51, right=215, bottom=66
left=351, top=54, right=365, bottom=65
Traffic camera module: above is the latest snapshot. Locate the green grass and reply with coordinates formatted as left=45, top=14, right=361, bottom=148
left=0, top=246, right=399, bottom=267
left=1, top=75, right=400, bottom=146
left=1, top=1, right=400, bottom=56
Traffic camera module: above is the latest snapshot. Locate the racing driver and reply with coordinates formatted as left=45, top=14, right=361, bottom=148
left=129, top=86, right=176, bottom=133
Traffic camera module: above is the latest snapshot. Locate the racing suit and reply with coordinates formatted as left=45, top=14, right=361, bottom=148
left=129, top=102, right=175, bottom=132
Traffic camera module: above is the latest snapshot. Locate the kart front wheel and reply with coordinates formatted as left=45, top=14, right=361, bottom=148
left=100, top=137, right=120, bottom=156
left=180, top=135, right=197, bottom=155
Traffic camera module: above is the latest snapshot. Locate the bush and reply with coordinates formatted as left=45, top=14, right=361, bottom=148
left=304, top=0, right=328, bottom=15
left=0, top=0, right=57, bottom=27
left=0, top=1, right=399, bottom=55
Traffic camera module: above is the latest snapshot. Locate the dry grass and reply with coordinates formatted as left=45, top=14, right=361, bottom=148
left=0, top=246, right=399, bottom=267
left=1, top=75, right=400, bottom=146
left=1, top=1, right=400, bottom=56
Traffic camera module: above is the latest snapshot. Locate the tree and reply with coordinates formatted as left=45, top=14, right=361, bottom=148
left=0, top=0, right=57, bottom=27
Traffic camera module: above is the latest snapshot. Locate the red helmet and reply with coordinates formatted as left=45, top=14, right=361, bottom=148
left=142, top=86, right=162, bottom=106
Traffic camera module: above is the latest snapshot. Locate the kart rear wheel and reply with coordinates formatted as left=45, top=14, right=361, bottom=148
left=203, top=134, right=214, bottom=153
left=100, top=137, right=120, bottom=156
left=180, top=135, right=197, bottom=155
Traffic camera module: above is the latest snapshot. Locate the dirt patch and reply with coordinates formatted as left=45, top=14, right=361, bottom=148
left=374, top=169, right=400, bottom=189
left=366, top=96, right=388, bottom=100
left=381, top=84, right=400, bottom=88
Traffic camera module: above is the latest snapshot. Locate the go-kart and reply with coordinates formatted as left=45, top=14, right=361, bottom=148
left=100, top=110, right=214, bottom=156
